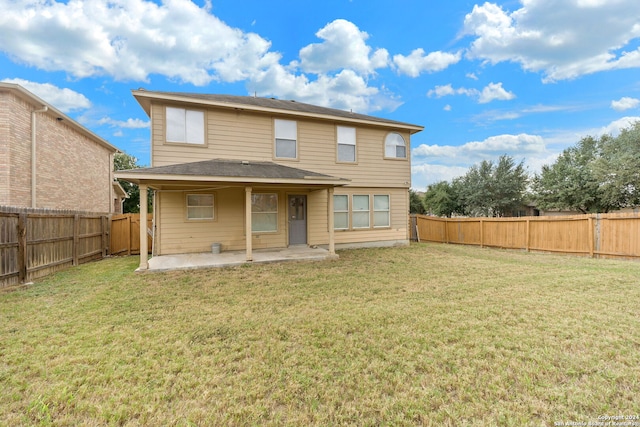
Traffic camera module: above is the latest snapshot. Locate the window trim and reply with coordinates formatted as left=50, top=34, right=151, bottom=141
left=185, top=193, right=215, bottom=222
left=384, top=132, right=407, bottom=159
left=166, top=106, right=206, bottom=146
left=251, top=193, right=279, bottom=233
left=336, top=126, right=356, bottom=163
left=274, top=119, right=298, bottom=160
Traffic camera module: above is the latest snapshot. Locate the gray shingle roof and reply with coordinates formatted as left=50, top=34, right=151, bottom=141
left=135, top=90, right=423, bottom=130
left=122, top=158, right=347, bottom=181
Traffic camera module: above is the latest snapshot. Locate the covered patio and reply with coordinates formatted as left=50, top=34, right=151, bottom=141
left=114, top=159, right=349, bottom=272
left=146, top=245, right=336, bottom=272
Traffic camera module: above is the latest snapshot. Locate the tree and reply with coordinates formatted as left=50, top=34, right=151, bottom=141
left=114, top=152, right=152, bottom=213
left=529, top=122, right=640, bottom=214
left=531, top=135, right=604, bottom=213
left=457, top=155, right=528, bottom=217
left=409, top=189, right=426, bottom=214
left=592, top=122, right=640, bottom=210
left=422, top=180, right=460, bottom=217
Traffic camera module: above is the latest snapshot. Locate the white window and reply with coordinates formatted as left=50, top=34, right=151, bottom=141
left=373, top=195, right=390, bottom=227
left=385, top=132, right=406, bottom=158
left=252, top=193, right=278, bottom=232
left=337, top=126, right=356, bottom=162
left=333, top=195, right=349, bottom=230
left=186, top=194, right=214, bottom=220
left=274, top=119, right=297, bottom=159
left=166, top=107, right=205, bottom=145
left=352, top=195, right=370, bottom=229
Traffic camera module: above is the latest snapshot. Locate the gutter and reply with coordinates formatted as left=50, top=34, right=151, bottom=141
left=31, top=106, right=48, bottom=208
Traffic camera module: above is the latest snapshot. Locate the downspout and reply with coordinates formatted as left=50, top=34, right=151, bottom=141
left=31, top=106, right=48, bottom=208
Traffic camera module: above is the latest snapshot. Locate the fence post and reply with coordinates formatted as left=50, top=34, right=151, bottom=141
left=72, top=214, right=80, bottom=266
left=102, top=215, right=108, bottom=257
left=126, top=215, right=132, bottom=256
left=480, top=219, right=484, bottom=248
left=526, top=218, right=531, bottom=252
left=444, top=219, right=449, bottom=244
left=588, top=215, right=595, bottom=258
left=18, top=213, right=27, bottom=283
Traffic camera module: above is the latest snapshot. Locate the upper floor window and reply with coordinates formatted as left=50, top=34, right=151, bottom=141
left=337, top=126, right=356, bottom=162
left=274, top=119, right=297, bottom=159
left=385, top=132, right=407, bottom=159
left=166, top=107, right=205, bottom=145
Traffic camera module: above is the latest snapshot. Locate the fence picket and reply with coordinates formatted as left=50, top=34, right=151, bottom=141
left=414, top=213, right=640, bottom=260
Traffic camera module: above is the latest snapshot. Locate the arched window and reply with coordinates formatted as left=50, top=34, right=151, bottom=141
left=385, top=132, right=406, bottom=158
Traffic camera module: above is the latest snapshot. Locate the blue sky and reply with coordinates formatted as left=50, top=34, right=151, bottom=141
left=2, top=0, right=640, bottom=190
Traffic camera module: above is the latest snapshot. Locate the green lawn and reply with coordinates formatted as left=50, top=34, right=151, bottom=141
left=2, top=243, right=639, bottom=426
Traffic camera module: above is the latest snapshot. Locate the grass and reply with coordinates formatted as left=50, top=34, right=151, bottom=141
left=1, top=243, right=640, bottom=426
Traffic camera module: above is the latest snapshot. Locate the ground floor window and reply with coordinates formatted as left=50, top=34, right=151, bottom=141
left=352, top=195, right=370, bottom=228
left=333, top=193, right=391, bottom=230
left=186, top=194, right=214, bottom=220
left=333, top=195, right=349, bottom=230
left=373, top=195, right=390, bottom=227
left=252, top=193, right=278, bottom=232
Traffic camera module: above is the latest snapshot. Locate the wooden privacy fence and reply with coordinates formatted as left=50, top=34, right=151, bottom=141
left=415, top=212, right=640, bottom=260
left=110, top=213, right=152, bottom=256
left=0, top=206, right=109, bottom=288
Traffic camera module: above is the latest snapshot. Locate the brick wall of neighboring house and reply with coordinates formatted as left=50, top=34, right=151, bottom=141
left=1, top=88, right=116, bottom=213
left=0, top=93, right=9, bottom=203
left=7, top=93, right=32, bottom=206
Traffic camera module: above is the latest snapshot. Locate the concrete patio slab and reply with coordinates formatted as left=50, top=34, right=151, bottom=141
left=145, top=246, right=337, bottom=272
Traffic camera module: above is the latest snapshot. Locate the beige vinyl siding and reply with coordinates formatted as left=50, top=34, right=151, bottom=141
left=149, top=102, right=411, bottom=189
left=304, top=188, right=409, bottom=248
left=156, top=186, right=407, bottom=254
left=156, top=187, right=290, bottom=255
left=331, top=187, right=409, bottom=246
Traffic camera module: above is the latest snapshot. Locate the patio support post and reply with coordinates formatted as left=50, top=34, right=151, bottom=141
left=328, top=187, right=335, bottom=255
left=245, top=186, right=253, bottom=262
left=139, top=184, right=149, bottom=270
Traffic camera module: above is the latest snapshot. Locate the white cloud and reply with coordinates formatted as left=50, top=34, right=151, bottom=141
left=0, top=3, right=405, bottom=114
left=298, top=19, right=389, bottom=75
left=98, top=117, right=150, bottom=129
left=413, top=133, right=545, bottom=161
left=463, top=1, right=640, bottom=81
left=411, top=163, right=469, bottom=190
left=611, top=97, right=640, bottom=111
left=478, top=82, right=516, bottom=103
left=427, top=82, right=514, bottom=104
left=1, top=78, right=91, bottom=113
left=393, top=49, right=461, bottom=77
left=428, top=84, right=478, bottom=98
left=593, top=116, right=640, bottom=136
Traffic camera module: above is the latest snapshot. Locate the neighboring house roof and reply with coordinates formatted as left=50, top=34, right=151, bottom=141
left=112, top=181, right=128, bottom=198
left=115, top=158, right=350, bottom=187
left=0, top=82, right=118, bottom=153
left=132, top=89, right=424, bottom=134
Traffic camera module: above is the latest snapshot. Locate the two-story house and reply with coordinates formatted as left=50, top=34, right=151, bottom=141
left=115, top=90, right=423, bottom=269
left=0, top=82, right=123, bottom=213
